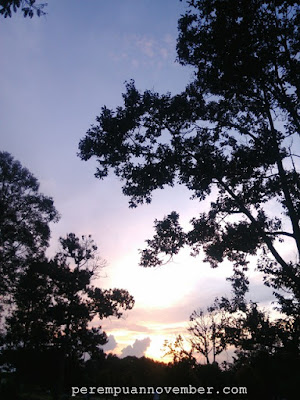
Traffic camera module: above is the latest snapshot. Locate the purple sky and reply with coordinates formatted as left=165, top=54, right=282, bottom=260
left=0, top=0, right=275, bottom=361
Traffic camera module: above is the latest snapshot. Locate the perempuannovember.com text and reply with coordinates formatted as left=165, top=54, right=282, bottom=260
left=71, top=385, right=247, bottom=397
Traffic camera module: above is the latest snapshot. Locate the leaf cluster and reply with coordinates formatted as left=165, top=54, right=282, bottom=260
left=0, top=0, right=47, bottom=18
left=0, top=151, right=59, bottom=296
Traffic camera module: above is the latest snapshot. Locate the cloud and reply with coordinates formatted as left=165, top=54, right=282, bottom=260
left=102, top=335, right=118, bottom=351
left=121, top=337, right=151, bottom=358
left=136, top=37, right=157, bottom=58
left=109, top=34, right=175, bottom=69
left=123, top=323, right=151, bottom=333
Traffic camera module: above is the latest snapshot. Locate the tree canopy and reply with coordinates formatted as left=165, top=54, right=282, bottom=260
left=78, top=0, right=300, bottom=323
left=1, top=233, right=134, bottom=398
left=0, top=152, right=135, bottom=399
left=3, top=233, right=134, bottom=357
left=0, top=151, right=59, bottom=298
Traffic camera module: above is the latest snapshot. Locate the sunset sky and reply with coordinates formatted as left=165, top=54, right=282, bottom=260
left=1, top=0, right=275, bottom=362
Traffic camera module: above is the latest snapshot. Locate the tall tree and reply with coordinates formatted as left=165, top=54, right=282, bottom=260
left=2, top=233, right=134, bottom=398
left=78, top=0, right=300, bottom=326
left=0, top=151, right=59, bottom=299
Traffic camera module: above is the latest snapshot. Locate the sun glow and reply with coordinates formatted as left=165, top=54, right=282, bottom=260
left=103, top=250, right=219, bottom=309
left=144, top=333, right=175, bottom=362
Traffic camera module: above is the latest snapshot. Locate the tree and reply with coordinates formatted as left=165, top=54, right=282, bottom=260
left=163, top=334, right=196, bottom=365
left=2, top=233, right=134, bottom=398
left=78, top=0, right=300, bottom=326
left=4, top=261, right=55, bottom=351
left=188, top=305, right=229, bottom=364
left=212, top=300, right=282, bottom=359
left=0, top=0, right=47, bottom=18
left=0, top=151, right=59, bottom=299
left=163, top=303, right=229, bottom=366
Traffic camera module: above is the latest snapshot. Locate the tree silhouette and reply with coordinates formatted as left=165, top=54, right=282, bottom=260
left=78, top=1, right=300, bottom=326
left=0, top=0, right=47, bottom=18
left=163, top=303, right=229, bottom=366
left=2, top=233, right=134, bottom=398
left=163, top=334, right=196, bottom=365
left=0, top=151, right=59, bottom=302
left=188, top=306, right=229, bottom=364
left=219, top=301, right=281, bottom=355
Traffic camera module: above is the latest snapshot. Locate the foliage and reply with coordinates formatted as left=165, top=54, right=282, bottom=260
left=0, top=0, right=47, bottom=18
left=163, top=334, right=196, bottom=365
left=78, top=1, right=300, bottom=323
left=221, top=302, right=281, bottom=354
left=3, top=233, right=134, bottom=356
left=1, top=233, right=134, bottom=397
left=0, top=153, right=135, bottom=398
left=0, top=151, right=59, bottom=298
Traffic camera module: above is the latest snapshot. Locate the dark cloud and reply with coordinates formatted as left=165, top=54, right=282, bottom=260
left=121, top=337, right=151, bottom=358
left=102, top=335, right=117, bottom=351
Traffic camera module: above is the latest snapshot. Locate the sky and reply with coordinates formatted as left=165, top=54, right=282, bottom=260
left=0, top=0, right=276, bottom=362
